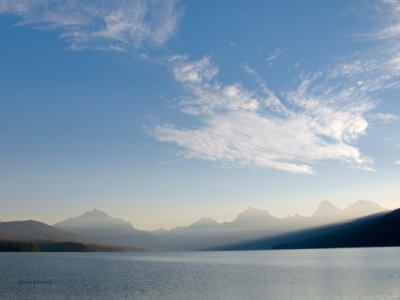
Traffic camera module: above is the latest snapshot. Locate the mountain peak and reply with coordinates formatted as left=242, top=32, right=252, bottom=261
left=187, top=217, right=219, bottom=229
left=319, top=200, right=336, bottom=207
left=54, top=209, right=134, bottom=229
left=82, top=208, right=109, bottom=218
left=350, top=199, right=384, bottom=208
left=237, top=207, right=272, bottom=219
left=345, top=200, right=387, bottom=217
left=195, top=217, right=218, bottom=225
left=225, top=207, right=278, bottom=230
left=312, top=201, right=341, bottom=218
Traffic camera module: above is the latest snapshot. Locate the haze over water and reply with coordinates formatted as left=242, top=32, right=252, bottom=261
left=2, top=248, right=399, bottom=299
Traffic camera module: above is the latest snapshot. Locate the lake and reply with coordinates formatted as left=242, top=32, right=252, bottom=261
left=1, top=248, right=399, bottom=299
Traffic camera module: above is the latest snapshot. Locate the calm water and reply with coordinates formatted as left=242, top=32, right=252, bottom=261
left=0, top=248, right=399, bottom=299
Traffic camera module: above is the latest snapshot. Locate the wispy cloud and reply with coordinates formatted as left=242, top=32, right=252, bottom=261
left=154, top=55, right=382, bottom=174
left=361, top=0, right=400, bottom=41
left=0, top=0, right=180, bottom=51
left=265, top=48, right=282, bottom=64
left=368, top=113, right=399, bottom=123
left=169, top=55, right=218, bottom=85
left=242, top=63, right=288, bottom=115
left=154, top=3, right=400, bottom=174
left=395, top=160, right=400, bottom=165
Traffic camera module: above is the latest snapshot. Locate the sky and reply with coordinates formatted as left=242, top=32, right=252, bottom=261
left=0, top=0, right=399, bottom=230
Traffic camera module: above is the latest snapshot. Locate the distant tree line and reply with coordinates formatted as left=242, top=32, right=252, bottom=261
left=0, top=240, right=125, bottom=252
left=0, top=241, right=39, bottom=252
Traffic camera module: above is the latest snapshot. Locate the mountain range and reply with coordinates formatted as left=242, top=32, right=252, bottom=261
left=0, top=200, right=391, bottom=251
left=151, top=200, right=388, bottom=250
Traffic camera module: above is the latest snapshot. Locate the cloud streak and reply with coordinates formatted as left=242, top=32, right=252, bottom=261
left=154, top=56, right=379, bottom=174
left=0, top=0, right=180, bottom=51
left=153, top=2, right=400, bottom=174
left=370, top=0, right=400, bottom=40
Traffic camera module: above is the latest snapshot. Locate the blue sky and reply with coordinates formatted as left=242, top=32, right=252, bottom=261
left=0, top=0, right=399, bottom=229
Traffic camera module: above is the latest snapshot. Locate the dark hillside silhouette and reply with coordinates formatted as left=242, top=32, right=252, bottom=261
left=272, top=208, right=400, bottom=249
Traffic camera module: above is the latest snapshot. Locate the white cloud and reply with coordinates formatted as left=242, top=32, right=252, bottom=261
left=153, top=52, right=399, bottom=173
left=366, top=0, right=400, bottom=40
left=170, top=55, right=218, bottom=84
left=395, top=160, right=400, bottom=165
left=0, top=0, right=180, bottom=51
left=155, top=3, right=400, bottom=174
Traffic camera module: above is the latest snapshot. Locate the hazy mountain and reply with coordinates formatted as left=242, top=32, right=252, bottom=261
left=153, top=217, right=225, bottom=250
left=312, top=199, right=387, bottom=220
left=0, top=220, right=93, bottom=243
left=170, top=200, right=387, bottom=236
left=153, top=207, right=286, bottom=250
left=154, top=208, right=290, bottom=250
left=153, top=200, right=388, bottom=250
left=55, top=209, right=133, bottom=229
left=343, top=200, right=387, bottom=218
left=54, top=209, right=159, bottom=250
left=222, top=207, right=279, bottom=231
left=185, top=217, right=220, bottom=230
left=235, top=207, right=273, bottom=220
left=311, top=201, right=342, bottom=219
